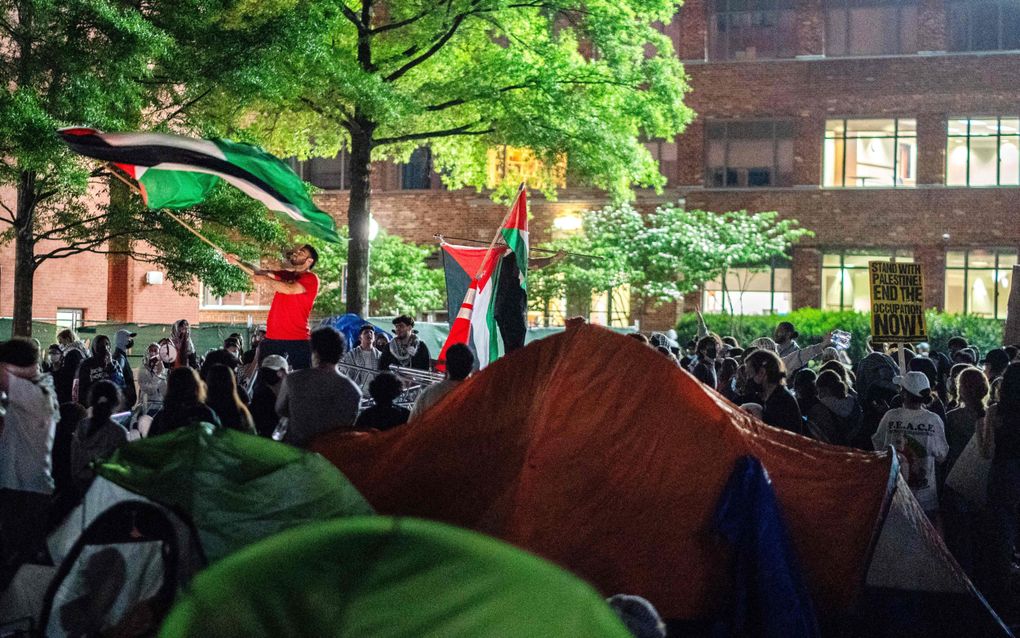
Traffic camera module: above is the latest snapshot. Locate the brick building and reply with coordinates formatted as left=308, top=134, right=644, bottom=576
left=668, top=0, right=1020, bottom=320
left=8, top=0, right=1020, bottom=333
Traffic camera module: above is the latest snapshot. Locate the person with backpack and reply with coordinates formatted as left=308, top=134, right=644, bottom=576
left=70, top=381, right=128, bottom=495
left=76, top=335, right=126, bottom=408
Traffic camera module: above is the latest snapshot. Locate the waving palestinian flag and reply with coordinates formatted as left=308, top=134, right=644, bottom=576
left=58, top=128, right=340, bottom=243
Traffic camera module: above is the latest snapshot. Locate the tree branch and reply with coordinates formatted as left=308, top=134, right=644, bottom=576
left=157, top=87, right=214, bottom=125
left=375, top=123, right=494, bottom=145
left=424, top=83, right=532, bottom=112
left=299, top=96, right=354, bottom=129
left=32, top=228, right=149, bottom=264
left=36, top=212, right=117, bottom=240
left=384, top=11, right=469, bottom=82
left=338, top=2, right=364, bottom=29
left=369, top=0, right=453, bottom=35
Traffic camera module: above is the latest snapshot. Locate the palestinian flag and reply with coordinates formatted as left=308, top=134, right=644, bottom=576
left=438, top=243, right=507, bottom=370
left=57, top=127, right=340, bottom=243
left=501, top=186, right=528, bottom=291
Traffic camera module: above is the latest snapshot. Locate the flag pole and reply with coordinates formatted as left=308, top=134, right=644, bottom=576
left=106, top=164, right=254, bottom=276
left=433, top=234, right=597, bottom=260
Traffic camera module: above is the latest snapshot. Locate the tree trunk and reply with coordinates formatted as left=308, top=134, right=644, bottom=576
left=345, top=120, right=376, bottom=317
left=13, top=171, right=37, bottom=337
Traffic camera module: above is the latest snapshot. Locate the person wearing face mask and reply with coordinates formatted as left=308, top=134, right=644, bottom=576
left=743, top=349, right=803, bottom=435
left=136, top=342, right=168, bottom=415
left=227, top=244, right=319, bottom=370
left=689, top=335, right=720, bottom=388
left=112, top=329, right=137, bottom=410
left=170, top=319, right=199, bottom=369
left=76, top=335, right=126, bottom=408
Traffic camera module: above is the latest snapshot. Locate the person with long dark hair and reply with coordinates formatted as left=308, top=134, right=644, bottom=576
left=147, top=367, right=220, bottom=438
left=70, top=381, right=127, bottom=495
left=979, top=361, right=1020, bottom=607
left=205, top=364, right=255, bottom=433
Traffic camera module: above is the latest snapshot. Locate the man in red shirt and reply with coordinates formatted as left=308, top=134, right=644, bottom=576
left=228, top=244, right=319, bottom=369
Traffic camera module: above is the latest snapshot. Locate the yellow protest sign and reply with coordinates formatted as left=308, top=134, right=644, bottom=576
left=869, top=261, right=926, bottom=343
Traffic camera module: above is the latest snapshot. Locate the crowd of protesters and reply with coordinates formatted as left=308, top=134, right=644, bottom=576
left=2, top=302, right=1020, bottom=631
left=635, top=312, right=1020, bottom=612
left=0, top=311, right=470, bottom=590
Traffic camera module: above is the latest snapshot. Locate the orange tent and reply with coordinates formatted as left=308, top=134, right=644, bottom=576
left=313, top=325, right=896, bottom=619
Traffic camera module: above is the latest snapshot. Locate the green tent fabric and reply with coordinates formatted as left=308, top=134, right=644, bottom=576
left=96, top=424, right=373, bottom=562
left=161, top=517, right=633, bottom=638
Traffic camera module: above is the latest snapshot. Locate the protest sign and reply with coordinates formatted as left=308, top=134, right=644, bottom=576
left=869, top=261, right=926, bottom=343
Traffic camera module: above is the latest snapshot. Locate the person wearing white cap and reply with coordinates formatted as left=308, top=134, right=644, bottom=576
left=872, top=370, right=949, bottom=518
left=249, top=354, right=289, bottom=438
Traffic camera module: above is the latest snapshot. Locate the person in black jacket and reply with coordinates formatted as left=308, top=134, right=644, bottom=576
left=743, top=349, right=803, bottom=435
left=53, top=329, right=87, bottom=405
left=378, top=315, right=430, bottom=371
left=356, top=373, right=410, bottom=432
left=76, top=335, right=125, bottom=408
left=112, top=329, right=137, bottom=410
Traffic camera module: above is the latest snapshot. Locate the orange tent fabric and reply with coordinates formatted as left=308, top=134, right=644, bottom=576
left=312, top=325, right=894, bottom=620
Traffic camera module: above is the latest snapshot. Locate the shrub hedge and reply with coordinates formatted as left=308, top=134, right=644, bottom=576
left=675, top=309, right=1005, bottom=362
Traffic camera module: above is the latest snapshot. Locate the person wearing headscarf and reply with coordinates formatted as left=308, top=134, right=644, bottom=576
left=170, top=319, right=199, bottom=369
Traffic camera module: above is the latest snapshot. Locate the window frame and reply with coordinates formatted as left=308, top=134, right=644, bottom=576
left=823, top=0, right=919, bottom=57
left=945, top=116, right=1020, bottom=187
left=944, top=247, right=1017, bottom=319
left=705, top=119, right=795, bottom=188
left=288, top=151, right=350, bottom=190
left=198, top=283, right=271, bottom=311
left=702, top=256, right=793, bottom=315
left=821, top=249, right=914, bottom=310
left=822, top=117, right=917, bottom=188
left=948, top=0, right=1020, bottom=53
left=709, top=0, right=797, bottom=61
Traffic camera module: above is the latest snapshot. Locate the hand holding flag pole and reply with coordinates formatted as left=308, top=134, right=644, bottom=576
left=106, top=163, right=255, bottom=276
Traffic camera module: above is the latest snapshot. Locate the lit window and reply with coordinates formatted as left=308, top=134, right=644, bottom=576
left=709, top=0, right=797, bottom=61
left=703, top=259, right=792, bottom=315
left=946, top=117, right=1020, bottom=187
left=825, top=0, right=918, bottom=56
left=401, top=148, right=433, bottom=190
left=823, top=119, right=917, bottom=188
left=590, top=285, right=632, bottom=327
left=948, top=1, right=1020, bottom=52
left=288, top=151, right=349, bottom=190
left=944, top=248, right=1016, bottom=319
left=706, top=120, right=794, bottom=188
left=486, top=147, right=566, bottom=190
left=56, top=308, right=84, bottom=332
left=199, top=283, right=271, bottom=310
left=821, top=250, right=914, bottom=311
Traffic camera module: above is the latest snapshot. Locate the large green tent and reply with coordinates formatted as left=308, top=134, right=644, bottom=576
left=95, top=424, right=373, bottom=562
left=160, top=517, right=634, bottom=638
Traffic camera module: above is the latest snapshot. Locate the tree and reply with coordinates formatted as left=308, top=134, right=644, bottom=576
left=226, top=0, right=693, bottom=317
left=0, top=0, right=307, bottom=335
left=529, top=202, right=812, bottom=324
left=306, top=228, right=445, bottom=317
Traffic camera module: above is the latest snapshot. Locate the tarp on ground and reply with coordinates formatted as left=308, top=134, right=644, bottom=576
left=311, top=324, right=1009, bottom=634
left=93, top=423, right=373, bottom=562
left=160, top=517, right=634, bottom=638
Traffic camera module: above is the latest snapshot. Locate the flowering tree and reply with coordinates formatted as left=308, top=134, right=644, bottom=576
left=529, top=202, right=813, bottom=323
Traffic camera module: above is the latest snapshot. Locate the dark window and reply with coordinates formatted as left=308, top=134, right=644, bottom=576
left=948, top=1, right=1020, bottom=52
left=287, top=151, right=349, bottom=190
left=706, top=120, right=794, bottom=187
left=825, top=0, right=918, bottom=56
left=401, top=148, right=433, bottom=189
left=709, top=0, right=797, bottom=61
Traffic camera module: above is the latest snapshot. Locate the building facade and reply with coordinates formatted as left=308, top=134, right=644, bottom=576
left=668, top=0, right=1020, bottom=319
left=8, top=0, right=1020, bottom=334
